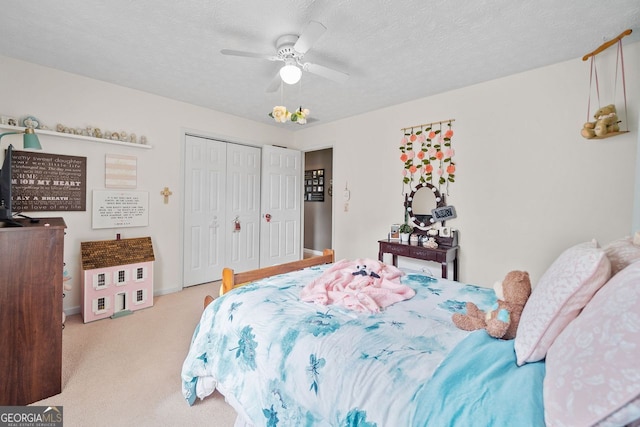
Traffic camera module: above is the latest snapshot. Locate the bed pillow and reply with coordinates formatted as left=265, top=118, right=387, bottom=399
left=514, top=240, right=611, bottom=365
left=544, top=262, right=640, bottom=427
left=604, top=235, right=640, bottom=276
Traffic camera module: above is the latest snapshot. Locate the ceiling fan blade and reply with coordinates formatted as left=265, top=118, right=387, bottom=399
left=220, top=49, right=279, bottom=61
left=293, top=21, right=326, bottom=54
left=265, top=72, right=282, bottom=93
left=303, top=62, right=349, bottom=84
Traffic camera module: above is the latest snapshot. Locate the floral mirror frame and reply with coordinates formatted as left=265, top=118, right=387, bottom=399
left=405, top=183, right=447, bottom=231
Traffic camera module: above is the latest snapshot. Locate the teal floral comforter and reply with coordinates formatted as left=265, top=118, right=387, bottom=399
left=181, top=265, right=495, bottom=426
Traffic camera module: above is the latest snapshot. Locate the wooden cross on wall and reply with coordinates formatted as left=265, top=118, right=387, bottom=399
left=160, top=187, right=173, bottom=204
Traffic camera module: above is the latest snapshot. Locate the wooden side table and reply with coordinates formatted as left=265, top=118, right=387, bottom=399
left=378, top=239, right=459, bottom=281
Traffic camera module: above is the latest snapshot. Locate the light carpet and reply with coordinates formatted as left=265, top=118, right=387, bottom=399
left=33, top=282, right=237, bottom=427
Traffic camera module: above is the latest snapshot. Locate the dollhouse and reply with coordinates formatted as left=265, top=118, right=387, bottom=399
left=80, top=236, right=155, bottom=323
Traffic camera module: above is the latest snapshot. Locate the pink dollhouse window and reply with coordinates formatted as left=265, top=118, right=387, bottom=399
left=97, top=273, right=106, bottom=288
left=136, top=289, right=144, bottom=302
left=97, top=298, right=106, bottom=311
left=118, top=270, right=127, bottom=284
left=136, top=267, right=144, bottom=280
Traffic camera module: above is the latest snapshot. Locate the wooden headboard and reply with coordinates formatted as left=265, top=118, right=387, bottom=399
left=203, top=249, right=335, bottom=309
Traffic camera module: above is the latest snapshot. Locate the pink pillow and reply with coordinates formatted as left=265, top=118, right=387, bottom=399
left=544, top=262, right=640, bottom=427
left=514, top=241, right=611, bottom=365
left=604, top=235, right=640, bottom=276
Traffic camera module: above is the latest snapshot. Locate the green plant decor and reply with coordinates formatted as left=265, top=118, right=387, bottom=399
left=399, top=223, right=413, bottom=234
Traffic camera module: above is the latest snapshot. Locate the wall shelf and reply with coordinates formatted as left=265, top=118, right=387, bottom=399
left=588, top=130, right=630, bottom=140
left=0, top=124, right=152, bottom=149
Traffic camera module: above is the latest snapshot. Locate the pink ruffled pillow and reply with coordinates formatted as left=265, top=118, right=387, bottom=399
left=604, top=235, right=640, bottom=276
left=514, top=241, right=611, bottom=365
left=544, top=262, right=640, bottom=427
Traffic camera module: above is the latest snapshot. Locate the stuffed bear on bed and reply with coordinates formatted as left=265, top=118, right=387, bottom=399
left=451, top=270, right=531, bottom=340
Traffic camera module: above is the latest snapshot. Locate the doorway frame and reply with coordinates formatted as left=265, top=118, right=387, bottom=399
left=302, top=144, right=335, bottom=257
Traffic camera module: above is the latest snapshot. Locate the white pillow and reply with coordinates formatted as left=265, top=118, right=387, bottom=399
left=544, top=262, right=640, bottom=427
left=514, top=241, right=611, bottom=365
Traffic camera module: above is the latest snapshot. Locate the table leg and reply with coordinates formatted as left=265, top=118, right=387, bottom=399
left=441, top=262, right=448, bottom=279
left=453, top=258, right=459, bottom=281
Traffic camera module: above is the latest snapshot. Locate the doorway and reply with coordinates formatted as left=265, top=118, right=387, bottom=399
left=304, top=148, right=333, bottom=255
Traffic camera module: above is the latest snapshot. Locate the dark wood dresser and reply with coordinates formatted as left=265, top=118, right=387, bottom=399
left=0, top=217, right=66, bottom=405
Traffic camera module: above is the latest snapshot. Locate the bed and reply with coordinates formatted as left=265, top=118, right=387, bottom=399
left=182, top=239, right=640, bottom=427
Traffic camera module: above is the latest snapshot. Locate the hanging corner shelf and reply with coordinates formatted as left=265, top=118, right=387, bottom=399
left=0, top=124, right=153, bottom=149
left=581, top=29, right=632, bottom=141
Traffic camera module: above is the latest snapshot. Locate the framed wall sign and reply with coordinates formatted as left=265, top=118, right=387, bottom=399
left=105, top=154, right=137, bottom=189
left=92, top=190, right=149, bottom=229
left=11, top=150, right=87, bottom=212
left=304, top=168, right=324, bottom=202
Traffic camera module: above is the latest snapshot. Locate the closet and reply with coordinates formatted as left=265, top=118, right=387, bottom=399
left=183, top=135, right=261, bottom=286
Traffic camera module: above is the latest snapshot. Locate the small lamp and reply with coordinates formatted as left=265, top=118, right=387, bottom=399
left=0, top=127, right=42, bottom=150
left=279, top=60, right=302, bottom=85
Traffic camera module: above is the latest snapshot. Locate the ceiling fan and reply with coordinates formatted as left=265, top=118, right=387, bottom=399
left=221, top=21, right=349, bottom=92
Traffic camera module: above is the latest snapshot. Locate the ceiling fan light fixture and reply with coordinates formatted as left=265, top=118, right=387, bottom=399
left=279, top=63, right=302, bottom=85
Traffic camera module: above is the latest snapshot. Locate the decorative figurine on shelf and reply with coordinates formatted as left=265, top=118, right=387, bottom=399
left=424, top=237, right=438, bottom=248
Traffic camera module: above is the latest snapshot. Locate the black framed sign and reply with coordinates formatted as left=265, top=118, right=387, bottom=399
left=11, top=150, right=87, bottom=212
left=304, top=168, right=324, bottom=202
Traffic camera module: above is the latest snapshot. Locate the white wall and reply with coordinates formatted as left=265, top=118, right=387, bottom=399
left=2, top=40, right=638, bottom=314
left=0, top=55, right=293, bottom=314
left=293, top=41, right=640, bottom=287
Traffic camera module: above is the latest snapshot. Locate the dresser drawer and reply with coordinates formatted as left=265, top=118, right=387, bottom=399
left=411, top=247, right=445, bottom=262
left=379, top=241, right=411, bottom=256
left=388, top=244, right=411, bottom=256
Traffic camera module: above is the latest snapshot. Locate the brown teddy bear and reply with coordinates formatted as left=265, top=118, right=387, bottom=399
left=452, top=270, right=531, bottom=340
left=581, top=104, right=620, bottom=139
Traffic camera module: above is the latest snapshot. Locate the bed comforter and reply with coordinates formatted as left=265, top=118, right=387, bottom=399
left=181, top=263, right=544, bottom=426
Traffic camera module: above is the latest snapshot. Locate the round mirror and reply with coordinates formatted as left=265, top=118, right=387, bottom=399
left=405, top=183, right=446, bottom=230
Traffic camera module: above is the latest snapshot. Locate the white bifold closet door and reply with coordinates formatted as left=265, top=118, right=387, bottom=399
left=183, top=135, right=260, bottom=286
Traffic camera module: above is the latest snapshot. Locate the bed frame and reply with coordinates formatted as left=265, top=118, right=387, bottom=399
left=203, top=249, right=335, bottom=308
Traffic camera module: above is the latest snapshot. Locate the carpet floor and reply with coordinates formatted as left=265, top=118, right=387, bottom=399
left=34, top=281, right=237, bottom=427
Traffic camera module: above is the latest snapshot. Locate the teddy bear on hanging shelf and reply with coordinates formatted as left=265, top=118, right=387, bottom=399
left=580, top=29, right=631, bottom=140
left=581, top=104, right=620, bottom=139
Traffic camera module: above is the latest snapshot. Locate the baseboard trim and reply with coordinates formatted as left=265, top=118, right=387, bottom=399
left=304, top=248, right=323, bottom=258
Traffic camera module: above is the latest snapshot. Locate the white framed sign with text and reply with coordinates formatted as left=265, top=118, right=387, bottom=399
left=92, top=190, right=149, bottom=229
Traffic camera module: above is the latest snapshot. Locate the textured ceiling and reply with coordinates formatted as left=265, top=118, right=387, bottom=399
left=0, top=1, right=638, bottom=130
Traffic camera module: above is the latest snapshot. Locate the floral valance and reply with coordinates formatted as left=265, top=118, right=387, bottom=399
left=399, top=119, right=456, bottom=193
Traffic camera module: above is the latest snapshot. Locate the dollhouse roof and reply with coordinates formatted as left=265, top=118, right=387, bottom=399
left=81, top=237, right=155, bottom=270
